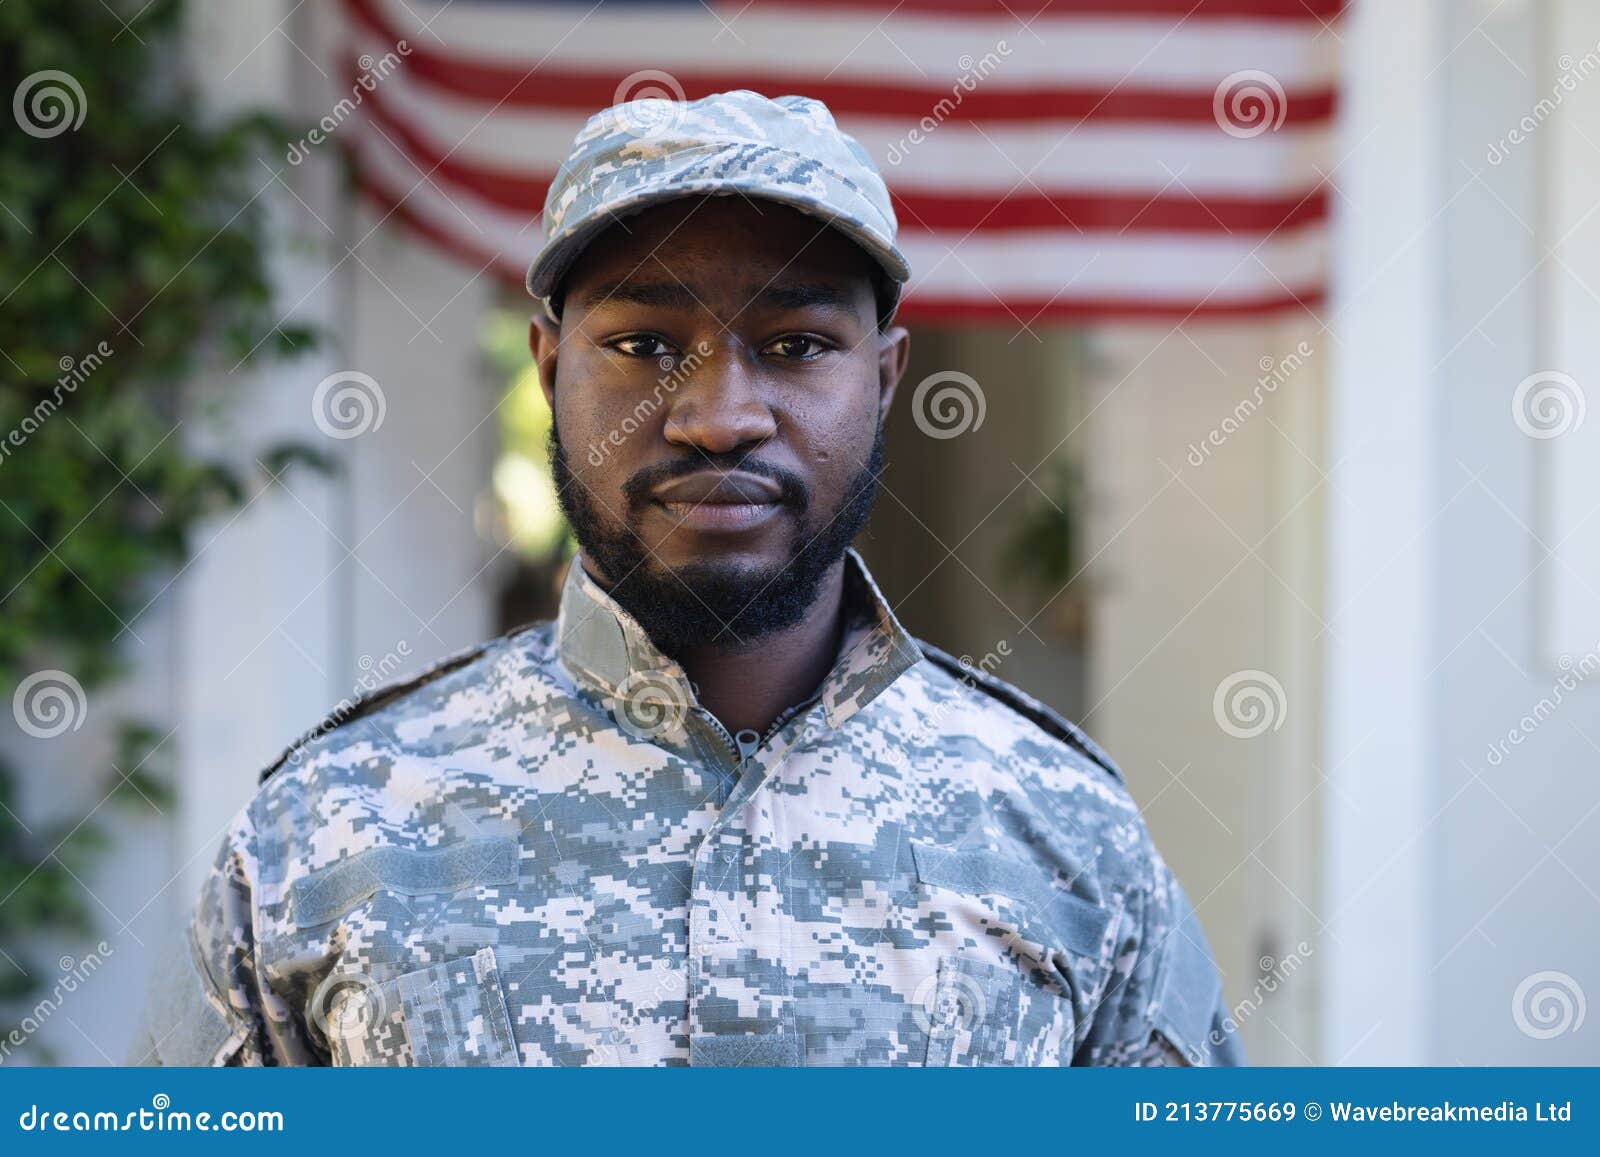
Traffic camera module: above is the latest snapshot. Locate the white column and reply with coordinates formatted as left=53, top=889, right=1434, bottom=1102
left=171, top=0, right=344, bottom=900
left=1543, top=2, right=1600, bottom=662
left=342, top=204, right=500, bottom=679
left=1319, top=0, right=1441, bottom=1064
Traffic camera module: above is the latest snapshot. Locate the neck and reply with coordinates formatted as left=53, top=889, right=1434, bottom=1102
left=672, top=560, right=849, bottom=735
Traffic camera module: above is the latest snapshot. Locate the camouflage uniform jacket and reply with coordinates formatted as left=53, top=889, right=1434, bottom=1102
left=131, top=550, right=1242, bottom=1067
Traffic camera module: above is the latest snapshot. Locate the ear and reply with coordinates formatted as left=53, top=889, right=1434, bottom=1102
left=876, top=324, right=911, bottom=424
left=529, top=312, right=561, bottom=411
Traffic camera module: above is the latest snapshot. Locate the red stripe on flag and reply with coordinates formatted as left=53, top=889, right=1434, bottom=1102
left=353, top=163, right=527, bottom=283
left=894, top=290, right=1325, bottom=324
left=890, top=187, right=1329, bottom=233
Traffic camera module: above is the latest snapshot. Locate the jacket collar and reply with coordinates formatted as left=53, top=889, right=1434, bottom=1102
left=556, top=547, right=923, bottom=731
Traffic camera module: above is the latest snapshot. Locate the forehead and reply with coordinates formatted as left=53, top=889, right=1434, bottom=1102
left=562, top=195, right=878, bottom=309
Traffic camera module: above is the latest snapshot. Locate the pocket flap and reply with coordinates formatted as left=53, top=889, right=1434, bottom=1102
left=291, top=836, right=519, bottom=927
left=923, top=954, right=1026, bottom=1067
left=398, top=947, right=520, bottom=1067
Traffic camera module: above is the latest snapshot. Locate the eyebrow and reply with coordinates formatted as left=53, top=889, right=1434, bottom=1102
left=578, top=279, right=857, bottom=317
left=750, top=283, right=854, bottom=314
left=580, top=280, right=700, bottom=312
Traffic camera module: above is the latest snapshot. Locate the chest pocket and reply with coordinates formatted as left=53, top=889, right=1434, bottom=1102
left=396, top=948, right=520, bottom=1066
left=317, top=946, right=521, bottom=1067
left=290, top=837, right=523, bottom=1066
left=910, top=841, right=1121, bottom=1066
left=921, top=954, right=1026, bottom=1066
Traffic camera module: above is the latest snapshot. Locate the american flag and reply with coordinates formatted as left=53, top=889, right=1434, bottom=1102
left=335, top=0, right=1343, bottom=323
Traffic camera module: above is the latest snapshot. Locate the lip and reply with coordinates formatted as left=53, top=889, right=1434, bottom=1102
left=651, top=470, right=783, bottom=506
left=656, top=500, right=783, bottom=532
left=650, top=470, right=786, bottom=534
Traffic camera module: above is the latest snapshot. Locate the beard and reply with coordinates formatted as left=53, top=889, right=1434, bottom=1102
left=548, top=418, right=885, bottom=658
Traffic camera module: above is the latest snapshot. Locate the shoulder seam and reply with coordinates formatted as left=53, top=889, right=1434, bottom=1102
left=256, top=637, right=505, bottom=785
left=914, top=638, right=1123, bottom=783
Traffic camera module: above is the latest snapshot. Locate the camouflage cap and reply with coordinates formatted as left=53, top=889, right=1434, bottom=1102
left=526, top=89, right=911, bottom=324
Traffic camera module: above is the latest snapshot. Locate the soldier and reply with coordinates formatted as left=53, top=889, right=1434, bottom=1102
left=130, top=90, right=1242, bottom=1067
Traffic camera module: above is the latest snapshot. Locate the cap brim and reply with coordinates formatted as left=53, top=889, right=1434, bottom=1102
left=526, top=174, right=910, bottom=321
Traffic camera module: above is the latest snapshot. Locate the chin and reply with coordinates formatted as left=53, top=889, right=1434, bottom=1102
left=648, top=531, right=791, bottom=577
left=653, top=551, right=782, bottom=589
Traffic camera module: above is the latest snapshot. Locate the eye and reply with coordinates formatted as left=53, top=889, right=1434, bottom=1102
left=761, top=334, right=831, bottom=360
left=609, top=334, right=677, bottom=360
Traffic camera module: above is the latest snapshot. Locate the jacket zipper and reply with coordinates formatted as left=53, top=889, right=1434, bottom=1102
left=698, top=712, right=757, bottom=771
left=700, top=692, right=822, bottom=771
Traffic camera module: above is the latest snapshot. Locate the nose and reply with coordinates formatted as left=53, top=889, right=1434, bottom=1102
left=661, top=345, right=777, bottom=454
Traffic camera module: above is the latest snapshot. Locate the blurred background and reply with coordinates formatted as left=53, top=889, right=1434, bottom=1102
left=2, top=0, right=1596, bottom=1066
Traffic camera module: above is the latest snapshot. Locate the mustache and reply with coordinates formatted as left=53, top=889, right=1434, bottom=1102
left=621, top=452, right=809, bottom=513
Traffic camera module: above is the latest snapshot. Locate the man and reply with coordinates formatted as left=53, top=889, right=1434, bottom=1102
left=131, top=90, right=1241, bottom=1067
